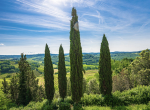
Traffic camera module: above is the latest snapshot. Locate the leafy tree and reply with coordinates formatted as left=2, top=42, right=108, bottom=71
left=124, top=49, right=150, bottom=88
left=69, top=7, right=83, bottom=106
left=58, top=44, right=67, bottom=101
left=138, top=69, right=150, bottom=86
left=99, top=34, right=112, bottom=96
left=86, top=78, right=100, bottom=95
left=44, top=44, right=54, bottom=105
left=112, top=68, right=130, bottom=93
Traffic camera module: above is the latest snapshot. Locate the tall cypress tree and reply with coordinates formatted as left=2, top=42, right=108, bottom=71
left=17, top=53, right=28, bottom=106
left=58, top=44, right=67, bottom=102
left=44, top=43, right=54, bottom=105
left=69, top=7, right=83, bottom=105
left=99, top=34, right=112, bottom=96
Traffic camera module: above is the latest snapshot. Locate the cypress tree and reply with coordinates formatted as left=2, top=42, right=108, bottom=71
left=17, top=53, right=36, bottom=105
left=44, top=43, right=54, bottom=105
left=58, top=44, right=67, bottom=102
left=69, top=7, right=83, bottom=105
left=17, top=53, right=28, bottom=106
left=99, top=34, right=112, bottom=96
left=8, top=54, right=42, bottom=105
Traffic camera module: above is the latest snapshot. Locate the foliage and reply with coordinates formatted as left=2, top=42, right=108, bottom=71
left=9, top=75, right=19, bottom=103
left=0, top=54, right=45, bottom=107
left=69, top=7, right=83, bottom=103
left=44, top=44, right=54, bottom=104
left=17, top=53, right=29, bottom=106
left=112, top=69, right=130, bottom=93
left=59, top=102, right=71, bottom=110
left=0, top=90, right=16, bottom=110
left=86, top=78, right=100, bottom=95
left=99, top=34, right=112, bottom=96
left=36, top=85, right=46, bottom=102
left=1, top=77, right=9, bottom=94
left=120, top=49, right=150, bottom=90
left=58, top=44, right=67, bottom=101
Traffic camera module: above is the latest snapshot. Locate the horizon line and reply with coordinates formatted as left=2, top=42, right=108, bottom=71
left=0, top=49, right=148, bottom=55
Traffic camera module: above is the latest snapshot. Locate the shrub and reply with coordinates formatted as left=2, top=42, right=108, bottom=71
left=59, top=102, right=71, bottom=110
left=112, top=69, right=130, bottom=93
left=86, top=78, right=100, bottom=95
left=54, top=90, right=60, bottom=99
left=6, top=74, right=11, bottom=78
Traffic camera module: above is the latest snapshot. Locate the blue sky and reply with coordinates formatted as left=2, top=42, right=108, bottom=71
left=0, top=0, right=150, bottom=55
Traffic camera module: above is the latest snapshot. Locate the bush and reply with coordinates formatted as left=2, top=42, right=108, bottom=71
left=59, top=102, right=71, bottom=110
left=73, top=102, right=84, bottom=110
left=112, top=69, right=130, bottom=93
left=42, top=104, right=53, bottom=110
left=54, top=90, right=60, bottom=99
left=86, top=78, right=100, bottom=95
left=6, top=74, right=11, bottom=78
left=0, top=91, right=13, bottom=110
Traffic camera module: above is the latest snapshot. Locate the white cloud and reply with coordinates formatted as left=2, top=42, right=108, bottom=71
left=0, top=43, right=4, bottom=46
left=0, top=26, right=57, bottom=32
left=0, top=0, right=105, bottom=32
left=0, top=0, right=147, bottom=33
left=0, top=0, right=150, bottom=54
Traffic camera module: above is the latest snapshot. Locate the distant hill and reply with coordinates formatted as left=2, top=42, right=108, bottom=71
left=0, top=49, right=149, bottom=60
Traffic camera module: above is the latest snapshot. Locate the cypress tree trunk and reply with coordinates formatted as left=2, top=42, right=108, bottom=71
left=58, top=44, right=67, bottom=102
left=44, top=44, right=54, bottom=105
left=69, top=7, right=83, bottom=105
left=99, top=34, right=112, bottom=96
